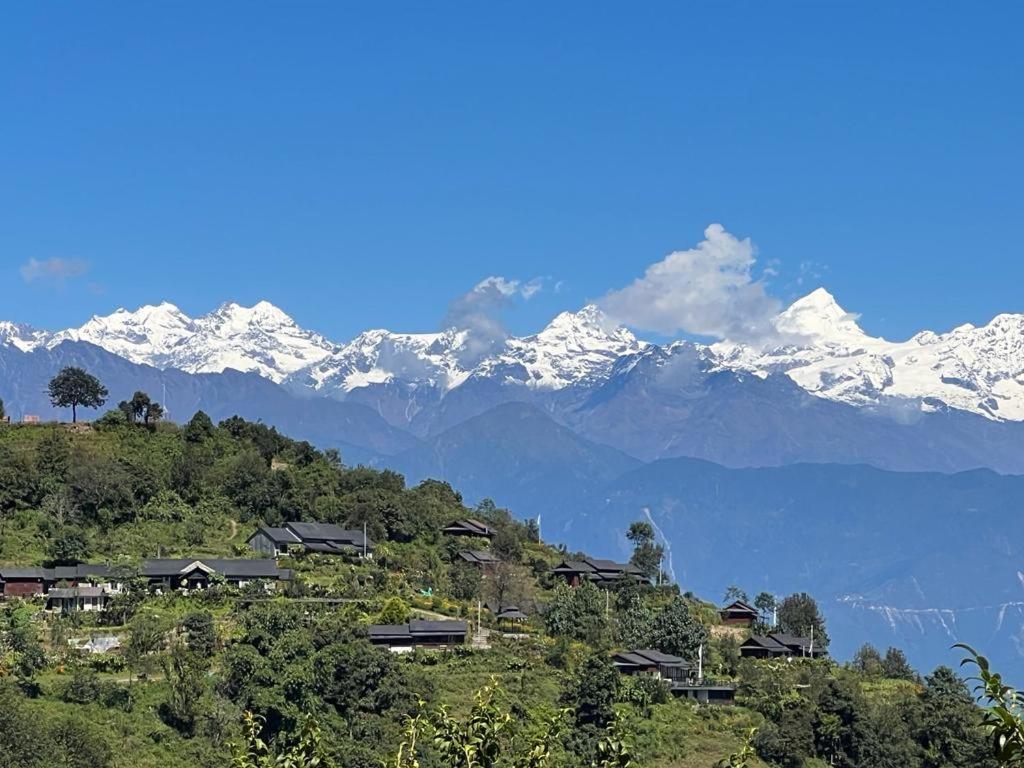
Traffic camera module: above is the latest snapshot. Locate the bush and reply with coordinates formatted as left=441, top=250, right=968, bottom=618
left=61, top=667, right=103, bottom=704
left=621, top=675, right=670, bottom=710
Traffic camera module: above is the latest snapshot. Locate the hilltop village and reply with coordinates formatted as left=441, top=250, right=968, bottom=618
left=0, top=377, right=997, bottom=768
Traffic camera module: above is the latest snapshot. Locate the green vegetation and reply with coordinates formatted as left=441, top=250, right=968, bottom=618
left=47, top=366, right=109, bottom=423
left=0, top=372, right=1008, bottom=767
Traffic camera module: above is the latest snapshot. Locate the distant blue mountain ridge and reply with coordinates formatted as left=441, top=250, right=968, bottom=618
left=3, top=340, right=1024, bottom=675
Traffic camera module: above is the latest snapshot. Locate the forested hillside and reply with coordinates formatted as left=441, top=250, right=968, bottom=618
left=0, top=398, right=1005, bottom=768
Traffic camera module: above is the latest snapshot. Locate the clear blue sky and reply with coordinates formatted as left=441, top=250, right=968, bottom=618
left=2, top=2, right=1022, bottom=342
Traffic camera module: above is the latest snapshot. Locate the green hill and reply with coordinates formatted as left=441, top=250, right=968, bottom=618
left=0, top=413, right=998, bottom=768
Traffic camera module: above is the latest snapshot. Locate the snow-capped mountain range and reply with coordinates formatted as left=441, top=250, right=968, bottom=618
left=6, top=289, right=1024, bottom=423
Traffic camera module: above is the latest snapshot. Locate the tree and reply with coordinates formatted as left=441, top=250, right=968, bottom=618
left=724, top=585, right=749, bottom=604
left=562, top=653, right=619, bottom=729
left=626, top=521, right=663, bottom=580
left=184, top=410, right=215, bottom=442
left=852, top=644, right=884, bottom=677
left=231, top=711, right=333, bottom=768
left=492, top=527, right=523, bottom=563
left=754, top=591, right=777, bottom=627
left=923, top=655, right=995, bottom=768
left=377, top=597, right=411, bottom=625
left=125, top=612, right=166, bottom=685
left=145, top=401, right=164, bottom=426
left=543, top=581, right=607, bottom=644
left=162, top=643, right=208, bottom=735
left=650, top=596, right=708, bottom=661
left=0, top=398, right=5, bottom=422
left=47, top=367, right=108, bottom=423
left=882, top=647, right=917, bottom=681
left=118, top=392, right=164, bottom=427
left=181, top=611, right=217, bottom=658
left=450, top=563, right=482, bottom=600
left=46, top=526, right=89, bottom=565
left=777, top=592, right=829, bottom=648
left=616, top=587, right=657, bottom=648
left=487, top=561, right=524, bottom=613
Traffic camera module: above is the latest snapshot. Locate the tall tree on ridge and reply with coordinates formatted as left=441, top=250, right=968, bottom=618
left=47, top=367, right=108, bottom=423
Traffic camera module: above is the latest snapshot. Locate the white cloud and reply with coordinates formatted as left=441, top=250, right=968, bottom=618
left=443, top=275, right=543, bottom=365
left=600, top=224, right=781, bottom=343
left=20, top=257, right=90, bottom=284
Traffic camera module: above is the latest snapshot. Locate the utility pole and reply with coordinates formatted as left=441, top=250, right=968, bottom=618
left=362, top=522, right=367, bottom=559
left=697, top=643, right=703, bottom=684
left=809, top=625, right=814, bottom=658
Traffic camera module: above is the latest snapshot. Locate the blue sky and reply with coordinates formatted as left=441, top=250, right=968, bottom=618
left=2, top=3, right=1022, bottom=343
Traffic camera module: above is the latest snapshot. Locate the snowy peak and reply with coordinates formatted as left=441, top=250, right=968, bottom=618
left=50, top=303, right=195, bottom=365
left=9, top=290, right=1024, bottom=424
left=288, top=327, right=470, bottom=395
left=0, top=321, right=46, bottom=352
left=773, top=288, right=866, bottom=343
left=41, top=300, right=337, bottom=382
left=199, top=300, right=299, bottom=335
left=486, top=304, right=647, bottom=390
left=535, top=304, right=637, bottom=347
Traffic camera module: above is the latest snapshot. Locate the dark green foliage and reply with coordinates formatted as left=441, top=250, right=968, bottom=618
left=161, top=643, right=209, bottom=735
left=620, top=674, right=670, bottom=712
left=616, top=585, right=656, bottom=648
left=777, top=592, right=829, bottom=648
left=543, top=581, right=608, bottom=644
left=183, top=410, right=215, bottom=442
left=61, top=667, right=104, bottom=704
left=921, top=661, right=995, bottom=768
left=449, top=563, right=482, bottom=600
left=649, top=596, right=708, bottom=662
left=882, top=646, right=918, bottom=681
left=562, top=653, right=619, bottom=729
left=851, top=643, right=883, bottom=676
left=182, top=611, right=217, bottom=657
left=118, top=391, right=164, bottom=427
left=626, top=520, right=663, bottom=580
left=46, top=525, right=90, bottom=564
left=0, top=683, right=114, bottom=768
left=47, top=367, right=109, bottom=423
left=492, top=526, right=523, bottom=563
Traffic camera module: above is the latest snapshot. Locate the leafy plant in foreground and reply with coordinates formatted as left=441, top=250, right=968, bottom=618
left=957, top=643, right=1024, bottom=766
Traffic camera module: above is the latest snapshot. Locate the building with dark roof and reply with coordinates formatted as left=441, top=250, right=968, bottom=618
left=552, top=558, right=649, bottom=587
left=247, top=522, right=373, bottom=558
left=457, top=550, right=501, bottom=568
left=368, top=619, right=469, bottom=652
left=0, top=564, right=116, bottom=598
left=441, top=519, right=496, bottom=539
left=140, top=559, right=290, bottom=591
left=46, top=586, right=109, bottom=613
left=612, top=649, right=693, bottom=684
left=612, top=649, right=736, bottom=705
left=720, top=600, right=759, bottom=627
left=495, top=605, right=528, bottom=624
left=739, top=633, right=827, bottom=659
